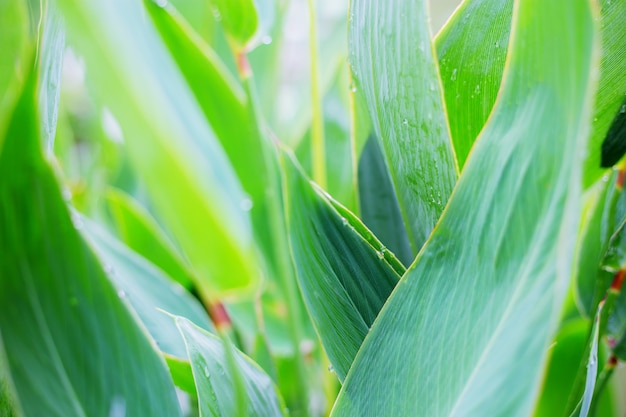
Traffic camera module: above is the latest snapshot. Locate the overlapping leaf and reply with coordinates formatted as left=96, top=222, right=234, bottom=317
left=0, top=59, right=181, bottom=417
left=358, top=134, right=413, bottom=267
left=56, top=0, right=260, bottom=297
left=105, top=188, right=195, bottom=289
left=349, top=0, right=458, bottom=252
left=332, top=1, right=598, bottom=415
left=283, top=152, right=403, bottom=382
left=80, top=214, right=214, bottom=359
left=175, top=316, right=286, bottom=417
left=435, top=0, right=513, bottom=169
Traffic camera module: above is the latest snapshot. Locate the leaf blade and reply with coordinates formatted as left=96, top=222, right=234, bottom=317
left=332, top=1, right=598, bottom=415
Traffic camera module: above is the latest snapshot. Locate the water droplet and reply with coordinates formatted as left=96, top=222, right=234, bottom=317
left=104, top=264, right=115, bottom=275
left=155, top=0, right=167, bottom=7
left=349, top=81, right=357, bottom=93
left=240, top=197, right=253, bottom=212
left=402, top=119, right=408, bottom=126
left=429, top=82, right=435, bottom=91
left=341, top=217, right=348, bottom=226
left=261, top=35, right=272, bottom=45
left=328, top=365, right=335, bottom=373
left=376, top=248, right=386, bottom=259
left=620, top=104, right=626, bottom=114
left=204, top=366, right=210, bottom=378
left=495, top=41, right=500, bottom=48
left=475, top=84, right=481, bottom=94
left=428, top=112, right=432, bottom=120
left=450, top=68, right=457, bottom=82
left=117, top=290, right=126, bottom=299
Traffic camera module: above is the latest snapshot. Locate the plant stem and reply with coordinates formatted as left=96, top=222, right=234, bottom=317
left=588, top=355, right=618, bottom=417
left=238, top=53, right=310, bottom=417
left=307, top=0, right=326, bottom=189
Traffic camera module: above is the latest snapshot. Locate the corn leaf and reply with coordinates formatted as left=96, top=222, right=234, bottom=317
left=0, top=0, right=28, bottom=109
left=574, top=171, right=622, bottom=317
left=435, top=0, right=513, bottom=169
left=175, top=316, right=286, bottom=417
left=56, top=0, right=260, bottom=298
left=210, top=0, right=259, bottom=49
left=349, top=0, right=458, bottom=252
left=105, top=188, right=195, bottom=289
left=585, top=1, right=626, bottom=184
left=358, top=134, right=413, bottom=267
left=79, top=214, right=214, bottom=359
left=332, top=0, right=598, bottom=415
left=0, top=59, right=181, bottom=417
left=282, top=152, right=403, bottom=382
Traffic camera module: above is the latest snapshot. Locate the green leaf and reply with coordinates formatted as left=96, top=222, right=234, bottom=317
left=0, top=0, right=29, bottom=110
left=105, top=188, right=195, bottom=289
left=574, top=171, right=622, bottom=317
left=56, top=0, right=260, bottom=298
left=282, top=152, right=403, bottom=382
left=358, top=134, right=413, bottom=267
left=435, top=0, right=513, bottom=169
left=600, top=99, right=626, bottom=168
left=79, top=214, right=215, bottom=359
left=579, top=311, right=601, bottom=417
left=37, top=3, right=65, bottom=153
left=175, top=316, right=286, bottom=417
left=584, top=0, right=626, bottom=185
left=0, top=57, right=181, bottom=417
left=332, top=0, right=598, bottom=415
left=210, top=0, right=259, bottom=49
left=349, top=0, right=458, bottom=252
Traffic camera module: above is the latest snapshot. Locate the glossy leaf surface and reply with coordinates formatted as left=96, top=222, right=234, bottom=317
left=349, top=0, right=458, bottom=251
left=358, top=134, right=413, bottom=267
left=0, top=63, right=181, bottom=417
left=435, top=0, right=513, bottom=169
left=80, top=215, right=215, bottom=359
left=332, top=1, right=597, bottom=415
left=56, top=0, right=260, bottom=297
left=283, top=152, right=403, bottom=382
left=175, top=316, right=286, bottom=417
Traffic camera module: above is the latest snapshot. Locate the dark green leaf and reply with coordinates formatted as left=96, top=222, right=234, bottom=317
left=0, top=57, right=181, bottom=417
left=349, top=0, right=458, bottom=252
left=282, top=151, right=403, bottom=382
left=358, top=134, right=413, bottom=267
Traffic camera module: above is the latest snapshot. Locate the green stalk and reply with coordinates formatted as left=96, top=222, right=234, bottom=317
left=307, top=0, right=326, bottom=188
left=588, top=355, right=617, bottom=417
left=238, top=53, right=310, bottom=417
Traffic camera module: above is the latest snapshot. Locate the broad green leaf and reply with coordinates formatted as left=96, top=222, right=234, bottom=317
left=332, top=1, right=598, bottom=415
left=435, top=0, right=513, bottom=169
left=579, top=311, right=601, bottom=417
left=37, top=3, right=65, bottom=153
left=79, top=214, right=214, bottom=359
left=584, top=0, right=626, bottom=185
left=358, top=134, right=413, bottom=267
left=574, top=171, right=622, bottom=317
left=533, top=320, right=588, bottom=417
left=282, top=152, right=403, bottom=382
left=56, top=0, right=260, bottom=298
left=349, top=0, right=458, bottom=252
left=210, top=0, right=259, bottom=49
left=0, top=0, right=29, bottom=110
left=600, top=99, right=626, bottom=168
left=175, top=316, right=286, bottom=417
left=0, top=58, right=181, bottom=417
left=105, top=188, right=195, bottom=289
